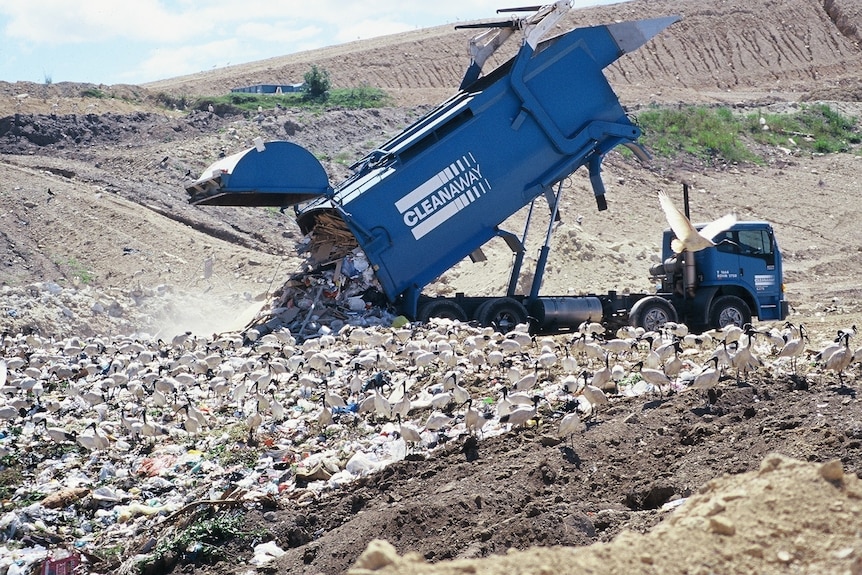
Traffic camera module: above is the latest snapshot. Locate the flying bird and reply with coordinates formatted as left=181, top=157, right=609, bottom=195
left=658, top=190, right=736, bottom=254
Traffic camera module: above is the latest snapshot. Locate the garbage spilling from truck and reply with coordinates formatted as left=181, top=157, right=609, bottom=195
left=241, top=213, right=402, bottom=341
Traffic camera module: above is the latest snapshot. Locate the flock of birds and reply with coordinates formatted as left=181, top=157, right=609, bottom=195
left=0, top=183, right=804, bottom=459
left=0, top=309, right=860, bottom=562
left=0, top=314, right=859, bottom=466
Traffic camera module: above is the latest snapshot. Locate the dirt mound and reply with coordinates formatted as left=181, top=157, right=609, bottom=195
left=345, top=454, right=862, bottom=575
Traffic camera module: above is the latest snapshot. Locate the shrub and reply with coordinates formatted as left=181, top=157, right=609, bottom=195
left=303, top=65, right=331, bottom=99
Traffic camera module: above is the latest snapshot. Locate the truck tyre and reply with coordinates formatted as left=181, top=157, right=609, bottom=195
left=417, top=300, right=468, bottom=323
left=478, top=297, right=528, bottom=333
left=472, top=299, right=493, bottom=323
left=710, top=295, right=751, bottom=329
left=629, top=296, right=677, bottom=332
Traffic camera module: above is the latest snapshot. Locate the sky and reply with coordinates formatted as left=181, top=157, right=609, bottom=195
left=0, top=1, right=626, bottom=86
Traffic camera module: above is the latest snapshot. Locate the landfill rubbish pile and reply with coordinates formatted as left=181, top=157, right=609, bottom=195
left=1, top=301, right=861, bottom=574
left=0, top=282, right=167, bottom=340
left=0, top=309, right=742, bottom=574
left=0, top=207, right=859, bottom=574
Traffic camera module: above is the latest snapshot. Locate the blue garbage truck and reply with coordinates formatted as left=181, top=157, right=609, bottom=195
left=187, top=2, right=787, bottom=334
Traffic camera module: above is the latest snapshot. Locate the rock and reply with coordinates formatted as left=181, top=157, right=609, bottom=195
left=709, top=516, right=736, bottom=536
left=539, top=434, right=562, bottom=447
left=352, top=539, right=400, bottom=571
left=820, top=459, right=844, bottom=482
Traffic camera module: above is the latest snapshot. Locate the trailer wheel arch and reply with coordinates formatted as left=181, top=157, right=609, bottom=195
left=417, top=299, right=468, bottom=323
left=478, top=297, right=529, bottom=333
left=709, top=295, right=751, bottom=329
left=629, top=296, right=678, bottom=332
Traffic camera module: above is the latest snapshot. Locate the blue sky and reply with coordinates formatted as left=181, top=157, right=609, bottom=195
left=0, top=1, right=626, bottom=86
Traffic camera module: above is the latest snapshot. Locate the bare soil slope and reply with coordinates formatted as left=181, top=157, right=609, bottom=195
left=143, top=0, right=862, bottom=107
left=1, top=1, right=862, bottom=574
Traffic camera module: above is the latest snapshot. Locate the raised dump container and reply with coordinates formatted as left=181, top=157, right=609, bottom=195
left=188, top=5, right=679, bottom=320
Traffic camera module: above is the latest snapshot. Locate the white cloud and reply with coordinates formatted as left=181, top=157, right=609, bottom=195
left=0, top=0, right=191, bottom=44
left=234, top=22, right=322, bottom=46
left=129, top=38, right=243, bottom=82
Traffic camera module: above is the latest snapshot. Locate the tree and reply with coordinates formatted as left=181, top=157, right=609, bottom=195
left=303, top=65, right=331, bottom=99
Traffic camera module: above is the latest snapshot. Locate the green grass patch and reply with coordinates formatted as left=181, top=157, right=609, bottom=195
left=155, top=92, right=191, bottom=110
left=326, top=84, right=392, bottom=109
left=196, top=84, right=392, bottom=115
left=96, top=543, right=125, bottom=567
left=743, top=104, right=861, bottom=153
left=635, top=106, right=758, bottom=164
left=205, top=423, right=262, bottom=467
left=635, top=104, right=860, bottom=164
left=139, top=508, right=269, bottom=572
left=62, top=257, right=95, bottom=284
left=334, top=151, right=354, bottom=165
left=81, top=87, right=107, bottom=99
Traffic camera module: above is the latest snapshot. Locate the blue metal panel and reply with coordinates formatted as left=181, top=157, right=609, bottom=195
left=188, top=141, right=331, bottom=207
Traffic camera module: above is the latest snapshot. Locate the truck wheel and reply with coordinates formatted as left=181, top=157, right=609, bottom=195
left=478, top=297, right=528, bottom=333
left=472, top=299, right=493, bottom=323
left=417, top=300, right=468, bottom=323
left=629, top=297, right=677, bottom=332
left=710, top=295, right=751, bottom=329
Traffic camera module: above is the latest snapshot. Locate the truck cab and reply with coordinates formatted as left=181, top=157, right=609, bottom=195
left=643, top=221, right=788, bottom=331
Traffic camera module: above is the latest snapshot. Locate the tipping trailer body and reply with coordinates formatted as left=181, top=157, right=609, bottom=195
left=187, top=6, right=680, bottom=326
